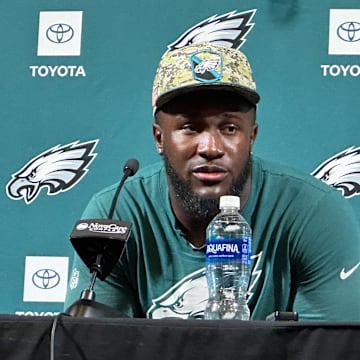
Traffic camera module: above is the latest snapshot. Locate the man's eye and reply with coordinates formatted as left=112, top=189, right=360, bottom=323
left=182, top=124, right=197, bottom=132
left=222, top=125, right=238, bottom=134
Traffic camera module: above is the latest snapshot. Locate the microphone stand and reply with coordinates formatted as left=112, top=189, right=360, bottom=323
left=108, top=162, right=137, bottom=219
left=66, top=158, right=139, bottom=318
left=66, top=253, right=122, bottom=318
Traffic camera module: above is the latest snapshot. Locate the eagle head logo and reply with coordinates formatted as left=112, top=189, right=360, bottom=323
left=311, top=146, right=360, bottom=198
left=167, top=9, right=256, bottom=51
left=146, top=268, right=208, bottom=319
left=6, top=140, right=98, bottom=204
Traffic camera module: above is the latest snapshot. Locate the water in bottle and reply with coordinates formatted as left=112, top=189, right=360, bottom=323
left=204, top=195, right=252, bottom=320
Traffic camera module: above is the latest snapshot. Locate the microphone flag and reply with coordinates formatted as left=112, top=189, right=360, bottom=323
left=70, top=219, right=132, bottom=280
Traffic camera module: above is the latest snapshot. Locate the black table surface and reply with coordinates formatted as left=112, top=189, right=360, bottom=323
left=0, top=314, right=359, bottom=360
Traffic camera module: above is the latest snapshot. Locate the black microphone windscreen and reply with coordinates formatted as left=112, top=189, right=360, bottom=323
left=123, top=158, right=139, bottom=176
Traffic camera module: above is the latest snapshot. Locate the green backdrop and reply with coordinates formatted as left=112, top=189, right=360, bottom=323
left=1, top=0, right=359, bottom=315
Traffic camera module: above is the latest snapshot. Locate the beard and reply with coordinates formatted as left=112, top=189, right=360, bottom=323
left=164, top=154, right=252, bottom=223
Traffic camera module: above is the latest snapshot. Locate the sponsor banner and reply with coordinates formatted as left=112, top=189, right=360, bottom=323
left=15, top=311, right=60, bottom=316
left=320, top=64, right=360, bottom=77
left=23, top=256, right=69, bottom=302
left=321, top=9, right=360, bottom=77
left=29, top=65, right=86, bottom=78
left=328, top=9, right=360, bottom=55
left=37, top=11, right=83, bottom=56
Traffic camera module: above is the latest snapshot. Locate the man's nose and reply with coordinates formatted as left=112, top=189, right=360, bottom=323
left=197, top=130, right=224, bottom=159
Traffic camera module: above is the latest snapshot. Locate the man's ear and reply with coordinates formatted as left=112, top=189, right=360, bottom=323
left=153, top=123, right=163, bottom=155
left=251, top=122, right=259, bottom=147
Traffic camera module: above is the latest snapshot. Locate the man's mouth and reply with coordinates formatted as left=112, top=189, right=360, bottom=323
left=192, top=165, right=227, bottom=183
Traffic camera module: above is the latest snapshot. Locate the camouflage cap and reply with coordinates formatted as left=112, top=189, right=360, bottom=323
left=152, top=42, right=260, bottom=112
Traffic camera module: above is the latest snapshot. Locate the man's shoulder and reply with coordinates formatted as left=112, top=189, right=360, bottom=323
left=252, top=156, right=349, bottom=212
left=254, top=156, right=335, bottom=194
left=128, top=161, right=165, bottom=182
left=93, top=161, right=166, bottom=200
left=255, top=156, right=310, bottom=178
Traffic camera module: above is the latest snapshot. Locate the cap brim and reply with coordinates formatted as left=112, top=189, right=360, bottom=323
left=155, top=83, right=260, bottom=110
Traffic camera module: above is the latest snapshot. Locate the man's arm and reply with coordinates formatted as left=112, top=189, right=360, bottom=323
left=292, top=190, right=360, bottom=321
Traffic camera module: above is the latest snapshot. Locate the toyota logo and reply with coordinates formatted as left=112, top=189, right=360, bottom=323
left=32, top=269, right=60, bottom=289
left=46, top=23, right=74, bottom=43
left=337, top=21, right=360, bottom=42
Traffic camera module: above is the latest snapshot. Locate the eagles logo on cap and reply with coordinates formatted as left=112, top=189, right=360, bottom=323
left=152, top=42, right=260, bottom=111
left=190, top=50, right=223, bottom=83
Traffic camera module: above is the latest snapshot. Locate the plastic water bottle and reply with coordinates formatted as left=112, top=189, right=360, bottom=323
left=204, top=195, right=252, bottom=320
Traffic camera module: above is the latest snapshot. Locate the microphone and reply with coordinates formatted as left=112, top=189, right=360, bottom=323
left=108, top=158, right=139, bottom=219
left=124, top=158, right=140, bottom=176
left=66, top=158, right=140, bottom=317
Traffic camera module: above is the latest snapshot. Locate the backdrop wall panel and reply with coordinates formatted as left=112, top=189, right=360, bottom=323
left=1, top=0, right=359, bottom=315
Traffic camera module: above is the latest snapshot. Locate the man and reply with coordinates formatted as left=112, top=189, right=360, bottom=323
left=65, top=42, right=360, bottom=320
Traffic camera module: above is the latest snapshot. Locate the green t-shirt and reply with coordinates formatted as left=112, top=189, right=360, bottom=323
left=64, top=156, right=360, bottom=321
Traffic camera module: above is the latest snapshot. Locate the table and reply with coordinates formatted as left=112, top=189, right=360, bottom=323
left=0, top=314, right=359, bottom=360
